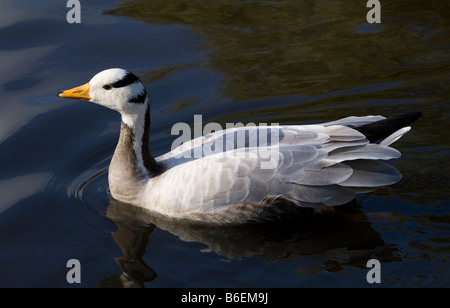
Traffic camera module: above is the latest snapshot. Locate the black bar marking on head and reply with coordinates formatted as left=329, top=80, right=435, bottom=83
left=112, top=72, right=140, bottom=88
left=129, top=89, right=147, bottom=104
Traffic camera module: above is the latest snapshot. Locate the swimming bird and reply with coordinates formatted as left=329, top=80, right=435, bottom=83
left=58, top=68, right=421, bottom=224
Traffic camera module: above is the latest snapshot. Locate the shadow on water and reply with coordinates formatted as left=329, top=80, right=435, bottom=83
left=95, top=198, right=400, bottom=288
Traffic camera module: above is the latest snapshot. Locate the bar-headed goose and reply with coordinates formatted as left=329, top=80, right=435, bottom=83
left=59, top=68, right=421, bottom=224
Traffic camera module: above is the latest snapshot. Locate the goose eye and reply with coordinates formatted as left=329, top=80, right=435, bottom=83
left=103, top=84, right=112, bottom=90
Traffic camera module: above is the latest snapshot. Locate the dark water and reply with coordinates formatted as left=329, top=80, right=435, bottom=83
left=0, top=0, right=449, bottom=288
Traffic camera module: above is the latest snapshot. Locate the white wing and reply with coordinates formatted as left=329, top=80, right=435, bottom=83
left=146, top=116, right=403, bottom=221
left=148, top=148, right=280, bottom=214
left=157, top=115, right=388, bottom=167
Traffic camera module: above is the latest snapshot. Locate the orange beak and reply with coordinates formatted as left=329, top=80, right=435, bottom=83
left=58, top=82, right=91, bottom=101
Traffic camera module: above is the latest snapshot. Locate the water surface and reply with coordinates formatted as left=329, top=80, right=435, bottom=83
left=0, top=0, right=449, bottom=288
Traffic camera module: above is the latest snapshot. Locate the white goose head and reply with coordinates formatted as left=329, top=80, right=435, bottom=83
left=59, top=68, right=158, bottom=192
left=58, top=68, right=148, bottom=127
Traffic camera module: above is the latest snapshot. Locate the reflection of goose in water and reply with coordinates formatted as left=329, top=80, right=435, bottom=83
left=96, top=198, right=401, bottom=287
left=95, top=201, right=157, bottom=288
left=59, top=68, right=421, bottom=224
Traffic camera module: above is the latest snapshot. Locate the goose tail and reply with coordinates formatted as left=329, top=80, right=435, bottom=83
left=354, top=111, right=422, bottom=145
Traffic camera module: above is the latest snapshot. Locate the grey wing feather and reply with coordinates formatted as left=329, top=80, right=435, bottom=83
left=323, top=115, right=386, bottom=127
left=328, top=144, right=401, bottom=161
left=339, top=160, right=402, bottom=187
